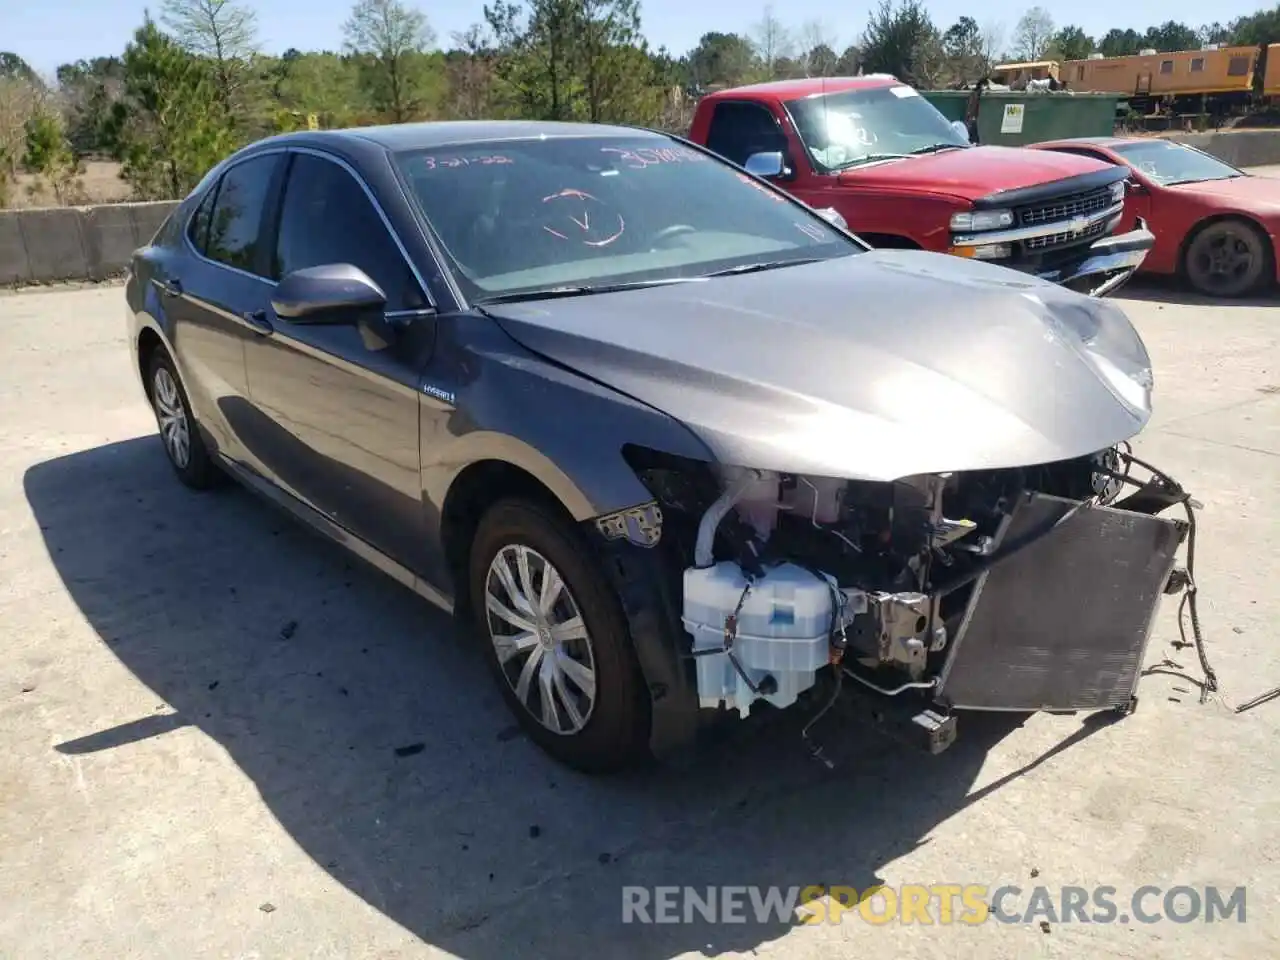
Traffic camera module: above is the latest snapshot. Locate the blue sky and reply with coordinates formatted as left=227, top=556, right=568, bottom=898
left=8, top=0, right=1271, bottom=76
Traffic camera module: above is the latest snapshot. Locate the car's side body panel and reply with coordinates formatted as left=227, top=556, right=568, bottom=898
left=414, top=312, right=717, bottom=589
left=1033, top=138, right=1280, bottom=282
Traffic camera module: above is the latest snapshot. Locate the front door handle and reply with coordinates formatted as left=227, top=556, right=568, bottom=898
left=242, top=309, right=274, bottom=336
left=160, top=277, right=183, bottom=296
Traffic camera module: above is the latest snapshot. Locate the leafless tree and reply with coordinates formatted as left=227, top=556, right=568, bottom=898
left=751, top=5, right=794, bottom=79
left=161, top=0, right=259, bottom=106
left=1012, top=7, right=1054, bottom=61
left=796, top=19, right=838, bottom=76
left=0, top=77, right=45, bottom=178
left=447, top=24, right=495, bottom=120
left=343, top=0, right=437, bottom=122
left=980, top=20, right=1006, bottom=66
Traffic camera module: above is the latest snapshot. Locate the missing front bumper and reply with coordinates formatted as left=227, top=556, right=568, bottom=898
left=1039, top=221, right=1156, bottom=298
left=935, top=490, right=1184, bottom=712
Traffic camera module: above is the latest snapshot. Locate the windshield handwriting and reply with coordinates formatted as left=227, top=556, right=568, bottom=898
left=541, top=188, right=626, bottom=247
left=735, top=172, right=786, bottom=202
left=417, top=155, right=514, bottom=170
left=600, top=146, right=709, bottom=169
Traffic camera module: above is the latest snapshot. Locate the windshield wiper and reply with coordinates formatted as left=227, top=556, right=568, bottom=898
left=830, top=153, right=910, bottom=171
left=909, top=143, right=967, bottom=155
left=1163, top=174, right=1241, bottom=186
left=474, top=277, right=705, bottom=305
left=702, top=257, right=826, bottom=278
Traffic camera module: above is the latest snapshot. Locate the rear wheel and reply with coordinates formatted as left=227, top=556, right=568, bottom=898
left=147, top=348, right=221, bottom=489
left=1183, top=219, right=1272, bottom=298
left=468, top=499, right=649, bottom=773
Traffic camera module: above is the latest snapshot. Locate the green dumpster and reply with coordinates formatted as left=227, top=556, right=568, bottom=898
left=921, top=90, right=1120, bottom=146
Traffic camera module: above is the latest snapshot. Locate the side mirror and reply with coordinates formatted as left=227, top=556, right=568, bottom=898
left=744, top=151, right=785, bottom=179
left=950, top=120, right=973, bottom=144
left=815, top=207, right=849, bottom=231
left=271, top=263, right=387, bottom=322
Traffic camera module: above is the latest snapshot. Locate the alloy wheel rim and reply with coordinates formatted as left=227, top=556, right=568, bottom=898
left=1193, top=230, right=1257, bottom=292
left=484, top=544, right=597, bottom=735
left=153, top=368, right=191, bottom=469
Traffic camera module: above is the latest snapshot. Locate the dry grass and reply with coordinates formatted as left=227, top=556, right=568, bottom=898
left=8, top=160, right=133, bottom=209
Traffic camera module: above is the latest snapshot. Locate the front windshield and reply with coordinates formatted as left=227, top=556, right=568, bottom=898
left=1111, top=139, right=1243, bottom=185
left=393, top=136, right=858, bottom=300
left=784, top=85, right=969, bottom=172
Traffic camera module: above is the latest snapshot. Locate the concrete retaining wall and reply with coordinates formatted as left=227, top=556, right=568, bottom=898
left=2, top=133, right=1279, bottom=287
left=1166, top=130, right=1280, bottom=169
left=0, top=201, right=178, bottom=286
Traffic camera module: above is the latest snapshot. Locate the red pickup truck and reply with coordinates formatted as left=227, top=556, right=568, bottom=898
left=687, top=76, right=1155, bottom=297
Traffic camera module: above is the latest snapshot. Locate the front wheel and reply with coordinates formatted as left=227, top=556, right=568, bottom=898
left=468, top=499, right=650, bottom=773
left=1183, top=219, right=1272, bottom=298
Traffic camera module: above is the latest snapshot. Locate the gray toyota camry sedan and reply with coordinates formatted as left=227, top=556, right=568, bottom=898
left=126, top=120, right=1198, bottom=773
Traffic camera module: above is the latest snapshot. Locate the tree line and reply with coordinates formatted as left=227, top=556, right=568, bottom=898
left=2, top=0, right=1279, bottom=206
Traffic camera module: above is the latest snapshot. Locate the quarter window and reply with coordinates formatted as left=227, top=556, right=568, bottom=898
left=205, top=154, right=280, bottom=275
left=186, top=188, right=217, bottom=254
left=273, top=153, right=427, bottom=311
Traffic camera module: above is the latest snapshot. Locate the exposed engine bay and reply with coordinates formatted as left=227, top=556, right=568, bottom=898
left=626, top=444, right=1205, bottom=752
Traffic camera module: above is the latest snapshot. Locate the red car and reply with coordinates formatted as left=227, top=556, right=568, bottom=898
left=1033, top=136, right=1280, bottom=298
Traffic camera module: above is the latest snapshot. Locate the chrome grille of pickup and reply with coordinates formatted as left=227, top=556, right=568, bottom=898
left=1018, top=185, right=1114, bottom=227
left=1023, top=217, right=1109, bottom=251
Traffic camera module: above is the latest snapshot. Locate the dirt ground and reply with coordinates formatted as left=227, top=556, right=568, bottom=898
left=0, top=278, right=1278, bottom=959
left=9, top=159, right=132, bottom=209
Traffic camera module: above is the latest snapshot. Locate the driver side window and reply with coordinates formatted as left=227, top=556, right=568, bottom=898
left=705, top=102, right=788, bottom=168
left=273, top=152, right=428, bottom=311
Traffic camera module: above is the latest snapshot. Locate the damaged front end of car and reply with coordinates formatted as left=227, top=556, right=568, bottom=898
left=617, top=443, right=1198, bottom=757
left=489, top=251, right=1208, bottom=760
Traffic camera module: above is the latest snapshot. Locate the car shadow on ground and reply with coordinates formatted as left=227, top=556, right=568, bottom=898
left=1118, top=275, right=1280, bottom=308
left=26, top=437, right=1111, bottom=959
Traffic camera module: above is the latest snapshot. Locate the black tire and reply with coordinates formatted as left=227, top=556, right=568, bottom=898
left=468, top=498, right=650, bottom=773
left=1182, top=218, right=1272, bottom=298
left=146, top=347, right=221, bottom=490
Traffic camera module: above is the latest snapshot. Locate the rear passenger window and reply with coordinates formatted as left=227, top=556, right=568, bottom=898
left=273, top=152, right=427, bottom=311
left=205, top=154, right=279, bottom=275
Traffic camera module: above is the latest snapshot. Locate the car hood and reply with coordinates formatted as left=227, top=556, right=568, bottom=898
left=1169, top=175, right=1280, bottom=214
left=838, top=145, right=1112, bottom=201
left=483, top=252, right=1154, bottom=482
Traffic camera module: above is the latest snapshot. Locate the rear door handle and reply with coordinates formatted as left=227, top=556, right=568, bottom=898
left=242, top=309, right=274, bottom=336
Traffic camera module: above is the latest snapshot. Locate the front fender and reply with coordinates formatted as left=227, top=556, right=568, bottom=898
left=426, top=314, right=716, bottom=525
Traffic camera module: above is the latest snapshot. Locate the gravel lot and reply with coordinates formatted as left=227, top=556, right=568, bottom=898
left=1, top=278, right=1277, bottom=960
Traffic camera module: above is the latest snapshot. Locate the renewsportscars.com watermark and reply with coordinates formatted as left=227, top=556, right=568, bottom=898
left=621, top=884, right=1247, bottom=926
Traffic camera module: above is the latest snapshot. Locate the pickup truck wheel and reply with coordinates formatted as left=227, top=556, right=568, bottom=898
left=1183, top=219, right=1271, bottom=298
left=469, top=499, right=649, bottom=773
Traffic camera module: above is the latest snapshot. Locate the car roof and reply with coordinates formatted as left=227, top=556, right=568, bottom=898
left=704, top=76, right=900, bottom=102
left=1037, top=136, right=1168, bottom=150
left=242, top=120, right=667, bottom=154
